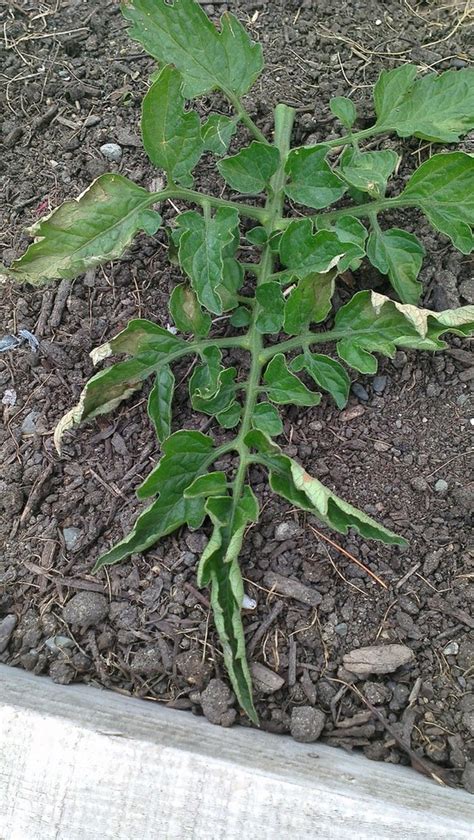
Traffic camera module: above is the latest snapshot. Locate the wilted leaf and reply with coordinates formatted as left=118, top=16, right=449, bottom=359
left=245, top=429, right=406, bottom=545
left=315, top=215, right=368, bottom=271
left=251, top=402, right=283, bottom=437
left=255, top=281, right=285, bottom=333
left=330, top=96, right=357, bottom=129
left=400, top=152, right=474, bottom=254
left=5, top=175, right=161, bottom=284
left=94, top=431, right=216, bottom=568
left=337, top=148, right=399, bottom=198
left=177, top=207, right=242, bottom=313
left=218, top=142, right=280, bottom=193
left=367, top=228, right=424, bottom=304
left=374, top=65, right=474, bottom=142
left=148, top=365, right=174, bottom=442
left=290, top=353, right=350, bottom=409
left=201, top=114, right=238, bottom=155
left=263, top=353, right=321, bottom=406
left=122, top=0, right=263, bottom=99
left=285, top=145, right=347, bottom=209
left=283, top=272, right=336, bottom=334
left=142, top=65, right=203, bottom=187
left=169, top=283, right=211, bottom=336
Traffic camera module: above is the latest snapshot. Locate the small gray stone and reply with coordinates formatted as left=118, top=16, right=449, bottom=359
left=351, top=383, right=369, bottom=402
left=362, top=681, right=391, bottom=705
left=62, top=592, right=108, bottom=629
left=274, top=521, right=300, bottom=541
left=290, top=706, right=325, bottom=743
left=99, top=142, right=122, bottom=162
left=343, top=644, right=415, bottom=678
left=200, top=678, right=236, bottom=726
left=411, top=476, right=428, bottom=493
left=0, top=614, right=17, bottom=653
left=264, top=571, right=322, bottom=607
left=462, top=712, right=474, bottom=737
left=372, top=375, right=387, bottom=395
left=335, top=623, right=348, bottom=636
left=131, top=646, right=163, bottom=676
left=21, top=411, right=40, bottom=434
left=250, top=662, right=285, bottom=694
left=459, top=278, right=474, bottom=304
left=462, top=762, right=474, bottom=795
left=185, top=532, right=208, bottom=553
left=84, top=114, right=101, bottom=127
left=442, top=641, right=459, bottom=656
left=176, top=649, right=213, bottom=687
left=45, top=635, right=75, bottom=653
left=434, top=479, right=448, bottom=493
left=62, top=526, right=82, bottom=550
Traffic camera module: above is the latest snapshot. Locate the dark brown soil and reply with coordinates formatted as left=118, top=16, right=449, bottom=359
left=1, top=0, right=473, bottom=792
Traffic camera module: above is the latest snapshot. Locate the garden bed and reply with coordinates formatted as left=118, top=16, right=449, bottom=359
left=1, top=0, right=473, bottom=793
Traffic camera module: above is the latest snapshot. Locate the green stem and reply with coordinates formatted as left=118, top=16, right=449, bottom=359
left=324, top=124, right=390, bottom=149
left=259, top=328, right=345, bottom=362
left=226, top=91, right=269, bottom=144
left=275, top=196, right=416, bottom=228
left=151, top=187, right=268, bottom=223
left=229, top=103, right=296, bottom=522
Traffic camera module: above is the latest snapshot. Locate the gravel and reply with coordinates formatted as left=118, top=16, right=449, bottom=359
left=343, top=644, right=415, bottom=678
left=250, top=662, right=285, bottom=694
left=264, top=571, right=322, bottom=607
left=0, top=614, right=17, bottom=653
left=62, top=592, right=108, bottom=629
left=200, top=678, right=236, bottom=726
left=434, top=479, right=449, bottom=493
left=99, top=142, right=122, bottom=162
left=290, top=706, right=326, bottom=742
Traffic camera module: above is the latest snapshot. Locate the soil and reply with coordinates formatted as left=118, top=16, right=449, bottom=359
left=1, top=0, right=474, bottom=793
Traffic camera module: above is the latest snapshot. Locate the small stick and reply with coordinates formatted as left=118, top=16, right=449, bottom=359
left=308, top=525, right=387, bottom=589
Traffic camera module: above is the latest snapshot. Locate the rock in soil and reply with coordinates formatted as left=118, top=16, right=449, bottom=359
left=462, top=762, right=474, bottom=795
left=62, top=592, right=108, bottom=629
left=0, top=614, right=17, bottom=653
left=200, top=678, right=236, bottom=727
left=343, top=644, right=415, bottom=678
left=131, top=646, right=163, bottom=677
left=250, top=662, right=285, bottom=694
left=290, top=707, right=326, bottom=743
left=264, top=571, right=322, bottom=607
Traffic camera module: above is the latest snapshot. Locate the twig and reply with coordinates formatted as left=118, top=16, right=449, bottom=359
left=308, top=525, right=387, bottom=589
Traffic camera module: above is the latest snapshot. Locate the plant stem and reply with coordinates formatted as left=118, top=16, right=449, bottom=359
left=229, top=104, right=296, bottom=522
left=274, top=196, right=416, bottom=228
left=226, top=91, right=269, bottom=144
left=151, top=187, right=268, bottom=223
left=324, top=125, right=386, bottom=149
left=259, top=328, right=344, bottom=361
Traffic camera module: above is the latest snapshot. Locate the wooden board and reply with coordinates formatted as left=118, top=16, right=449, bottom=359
left=0, top=665, right=472, bottom=839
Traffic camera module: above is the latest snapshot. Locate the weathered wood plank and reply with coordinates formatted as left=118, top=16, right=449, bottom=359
left=0, top=665, right=472, bottom=839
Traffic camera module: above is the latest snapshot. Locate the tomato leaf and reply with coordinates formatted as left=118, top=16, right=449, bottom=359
left=218, top=142, right=280, bottom=193
left=148, top=365, right=174, bottom=442
left=201, top=114, right=238, bottom=156
left=290, top=353, right=350, bottom=409
left=255, top=281, right=285, bottom=334
left=169, top=283, right=211, bottom=336
left=251, top=402, right=283, bottom=437
left=285, top=145, right=347, bottom=209
left=330, top=96, right=357, bottom=129
left=367, top=228, right=424, bottom=304
left=337, top=148, right=399, bottom=198
left=263, top=353, right=321, bottom=406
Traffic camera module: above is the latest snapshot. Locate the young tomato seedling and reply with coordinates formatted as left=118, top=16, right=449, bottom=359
left=5, top=0, right=474, bottom=723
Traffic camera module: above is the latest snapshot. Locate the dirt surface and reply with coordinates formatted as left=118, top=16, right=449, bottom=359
left=1, top=0, right=474, bottom=792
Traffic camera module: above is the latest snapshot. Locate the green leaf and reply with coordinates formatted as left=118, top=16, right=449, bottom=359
left=4, top=174, right=161, bottom=284
left=246, top=226, right=268, bottom=246
left=142, top=65, right=203, bottom=187
left=330, top=96, right=357, bottom=129
left=375, top=65, right=474, bottom=142
left=290, top=353, right=350, bottom=409
left=197, top=486, right=259, bottom=723
left=245, top=430, right=406, bottom=546
left=218, top=142, right=280, bottom=194
left=367, top=228, right=424, bottom=304
left=190, top=346, right=222, bottom=400
left=54, top=320, right=186, bottom=451
left=280, top=218, right=365, bottom=278
left=315, top=215, right=368, bottom=272
left=337, top=148, right=399, bottom=198
left=230, top=306, right=251, bottom=327
left=122, top=0, right=263, bottom=99
left=177, top=207, right=242, bottom=313
left=255, top=281, right=285, bottom=334
left=169, top=283, right=211, bottom=336
left=251, top=402, right=283, bottom=437
left=184, top=471, right=228, bottom=498
left=335, top=290, right=474, bottom=374
left=401, top=152, right=474, bottom=254
left=192, top=366, right=237, bottom=416
left=201, top=114, right=238, bottom=156
left=216, top=400, right=241, bottom=429
left=94, top=431, right=215, bottom=569
left=283, top=272, right=336, bottom=335
left=148, top=366, right=174, bottom=442
left=263, top=353, right=321, bottom=406
left=285, top=145, right=347, bottom=209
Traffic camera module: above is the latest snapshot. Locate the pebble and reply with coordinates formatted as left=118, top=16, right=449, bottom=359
left=274, top=521, right=300, bottom=541
left=62, top=526, right=82, bottom=550
left=459, top=278, right=474, bottom=304
left=99, top=142, right=122, bottom=162
left=175, top=650, right=213, bottom=687
left=372, top=375, right=387, bottom=395
left=84, top=114, right=101, bottom=128
left=351, top=383, right=369, bottom=402
left=343, top=644, right=415, bottom=678
left=45, top=635, right=75, bottom=653
left=290, top=706, right=325, bottom=743
left=185, top=532, right=208, bottom=553
left=131, top=646, right=163, bottom=676
left=21, top=411, right=40, bottom=434
left=363, top=681, right=391, bottom=705
left=334, top=622, right=348, bottom=636
left=411, top=476, right=428, bottom=493
left=250, top=662, right=285, bottom=694
left=340, top=404, right=365, bottom=423
left=264, top=571, right=322, bottom=607
left=434, top=479, right=448, bottom=493
left=442, top=641, right=459, bottom=656
left=200, top=678, right=236, bottom=727
left=463, top=712, right=474, bottom=737
left=62, top=592, right=108, bottom=629
left=0, top=614, right=17, bottom=653
left=462, top=762, right=474, bottom=795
